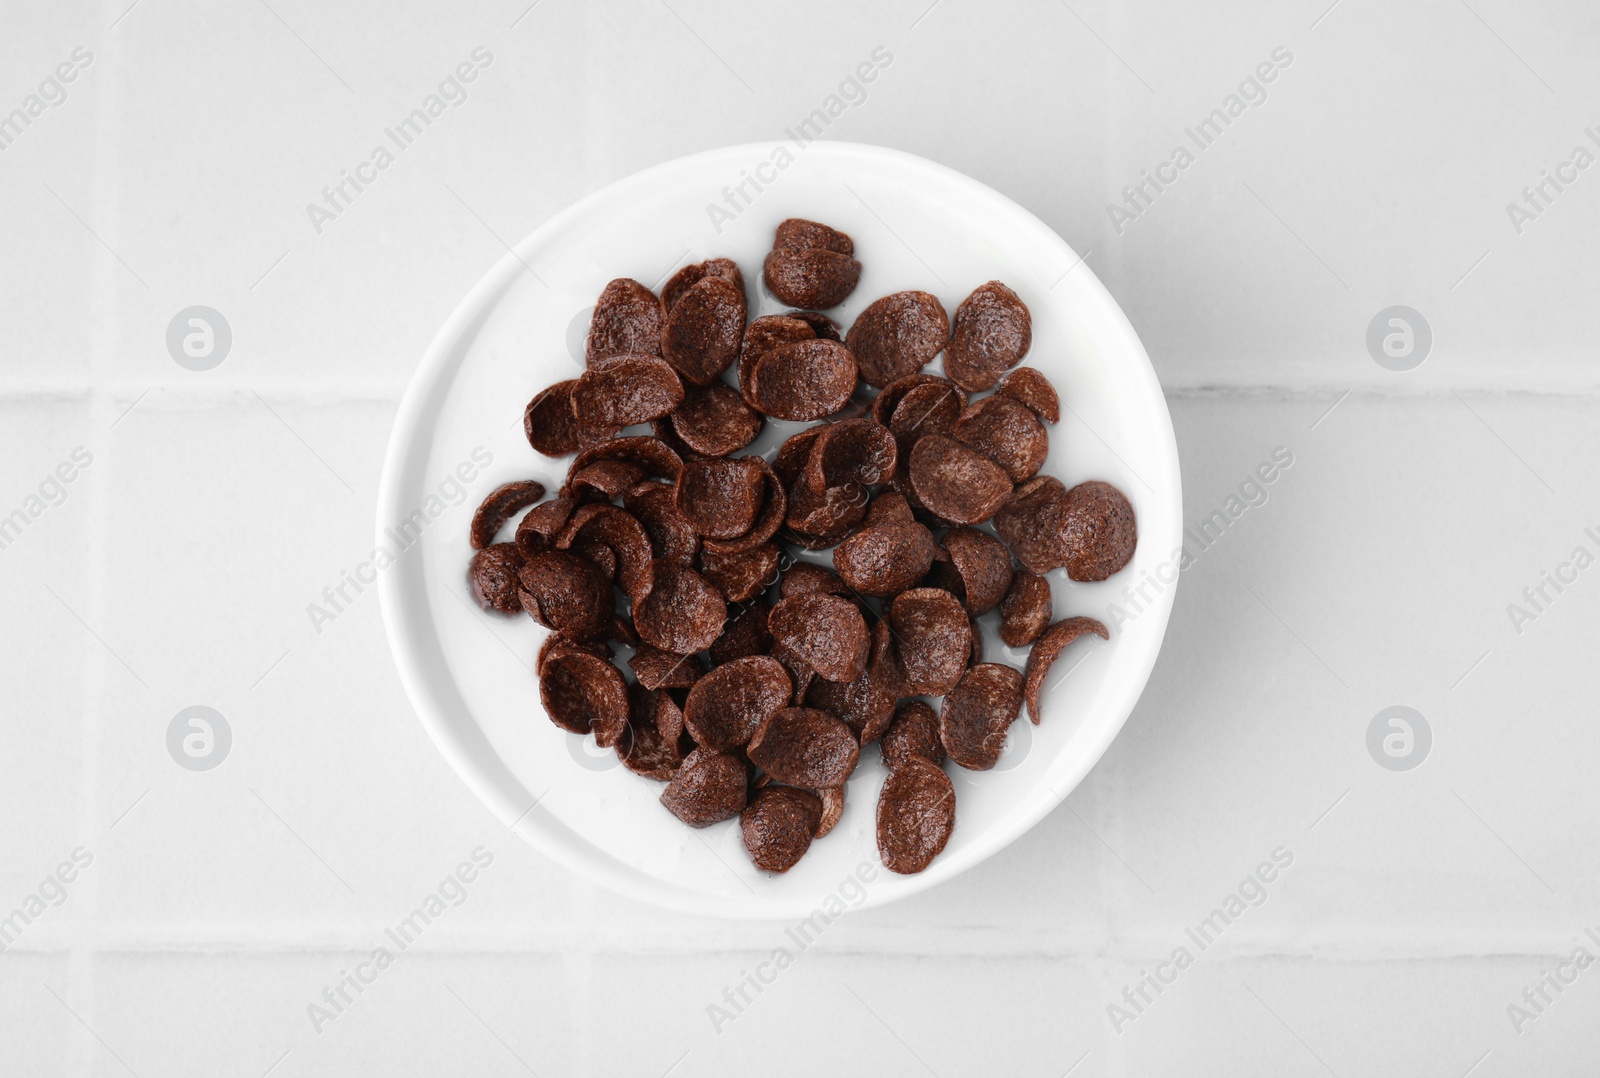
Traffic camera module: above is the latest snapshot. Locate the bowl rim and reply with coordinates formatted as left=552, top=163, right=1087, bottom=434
left=377, top=140, right=1181, bottom=920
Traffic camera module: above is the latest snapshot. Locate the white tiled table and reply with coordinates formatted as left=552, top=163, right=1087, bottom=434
left=4, top=1, right=1597, bottom=1074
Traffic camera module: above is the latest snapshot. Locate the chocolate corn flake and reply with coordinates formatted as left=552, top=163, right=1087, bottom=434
left=815, top=786, right=845, bottom=839
left=628, top=643, right=706, bottom=691
left=833, top=520, right=938, bottom=598
left=570, top=538, right=616, bottom=582
left=556, top=503, right=655, bottom=602
left=567, top=460, right=647, bottom=501
left=995, top=366, right=1059, bottom=423
left=663, top=258, right=744, bottom=313
left=622, top=481, right=699, bottom=567
left=769, top=593, right=870, bottom=684
left=633, top=564, right=727, bottom=656
left=515, top=496, right=577, bottom=556
left=947, top=280, right=1031, bottom=374
left=785, top=475, right=869, bottom=544
left=674, top=456, right=767, bottom=540
left=618, top=685, right=686, bottom=780
left=779, top=561, right=851, bottom=600
left=786, top=310, right=841, bottom=340
left=708, top=602, right=772, bottom=667
left=536, top=633, right=614, bottom=678
left=872, top=373, right=946, bottom=426
left=864, top=490, right=915, bottom=528
left=539, top=650, right=628, bottom=738
left=660, top=748, right=748, bottom=827
left=999, top=570, right=1052, bottom=648
left=879, top=701, right=946, bottom=770
left=683, top=654, right=793, bottom=751
left=739, top=315, right=820, bottom=404
left=772, top=644, right=816, bottom=706
left=847, top=291, right=950, bottom=388
left=572, top=355, right=685, bottom=442
left=938, top=662, right=1024, bottom=771
left=470, top=480, right=547, bottom=550
left=806, top=417, right=898, bottom=490
left=661, top=275, right=746, bottom=387
left=670, top=382, right=763, bottom=457
left=907, top=434, right=1013, bottom=526
left=877, top=756, right=955, bottom=875
left=991, top=475, right=1066, bottom=574
left=772, top=424, right=827, bottom=487
left=610, top=613, right=639, bottom=647
left=741, top=785, right=823, bottom=873
left=1022, top=616, right=1109, bottom=724
left=763, top=245, right=862, bottom=311
left=994, top=476, right=1136, bottom=580
left=647, top=415, right=700, bottom=465
left=567, top=436, right=683, bottom=491
left=888, top=380, right=966, bottom=446
left=1057, top=481, right=1137, bottom=582
left=806, top=664, right=896, bottom=745
left=468, top=543, right=525, bottom=614
left=775, top=218, right=855, bottom=255
left=702, top=457, right=785, bottom=556
left=941, top=342, right=1002, bottom=394
left=869, top=616, right=912, bottom=700
left=941, top=527, right=1014, bottom=615
left=954, top=393, right=1048, bottom=483
left=525, top=380, right=583, bottom=457
left=748, top=707, right=860, bottom=788
left=700, top=541, right=780, bottom=603
left=888, top=587, right=971, bottom=697
left=747, top=339, right=859, bottom=421
left=587, top=278, right=664, bottom=365
left=783, top=525, right=852, bottom=553
left=517, top=549, right=613, bottom=642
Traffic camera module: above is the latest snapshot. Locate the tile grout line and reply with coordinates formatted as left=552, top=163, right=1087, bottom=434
left=65, top=14, right=128, bottom=1068
left=71, top=324, right=121, bottom=1078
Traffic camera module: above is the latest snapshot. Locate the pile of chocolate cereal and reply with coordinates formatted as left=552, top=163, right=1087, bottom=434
left=466, top=218, right=1134, bottom=876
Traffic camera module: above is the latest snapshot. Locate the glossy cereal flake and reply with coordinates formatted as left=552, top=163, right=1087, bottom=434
left=877, top=757, right=956, bottom=875
left=938, top=662, right=1025, bottom=771
left=846, top=290, right=949, bottom=388
left=587, top=278, right=665, bottom=364
left=768, top=593, right=870, bottom=684
left=683, top=655, right=792, bottom=751
left=660, top=748, right=748, bottom=827
left=764, top=247, right=861, bottom=310
left=1022, top=616, right=1109, bottom=724
left=469, top=480, right=547, bottom=550
left=661, top=275, right=746, bottom=387
left=741, top=785, right=823, bottom=873
left=747, top=707, right=860, bottom=789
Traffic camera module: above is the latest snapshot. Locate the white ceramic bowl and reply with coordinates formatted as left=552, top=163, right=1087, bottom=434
left=378, top=142, right=1180, bottom=920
